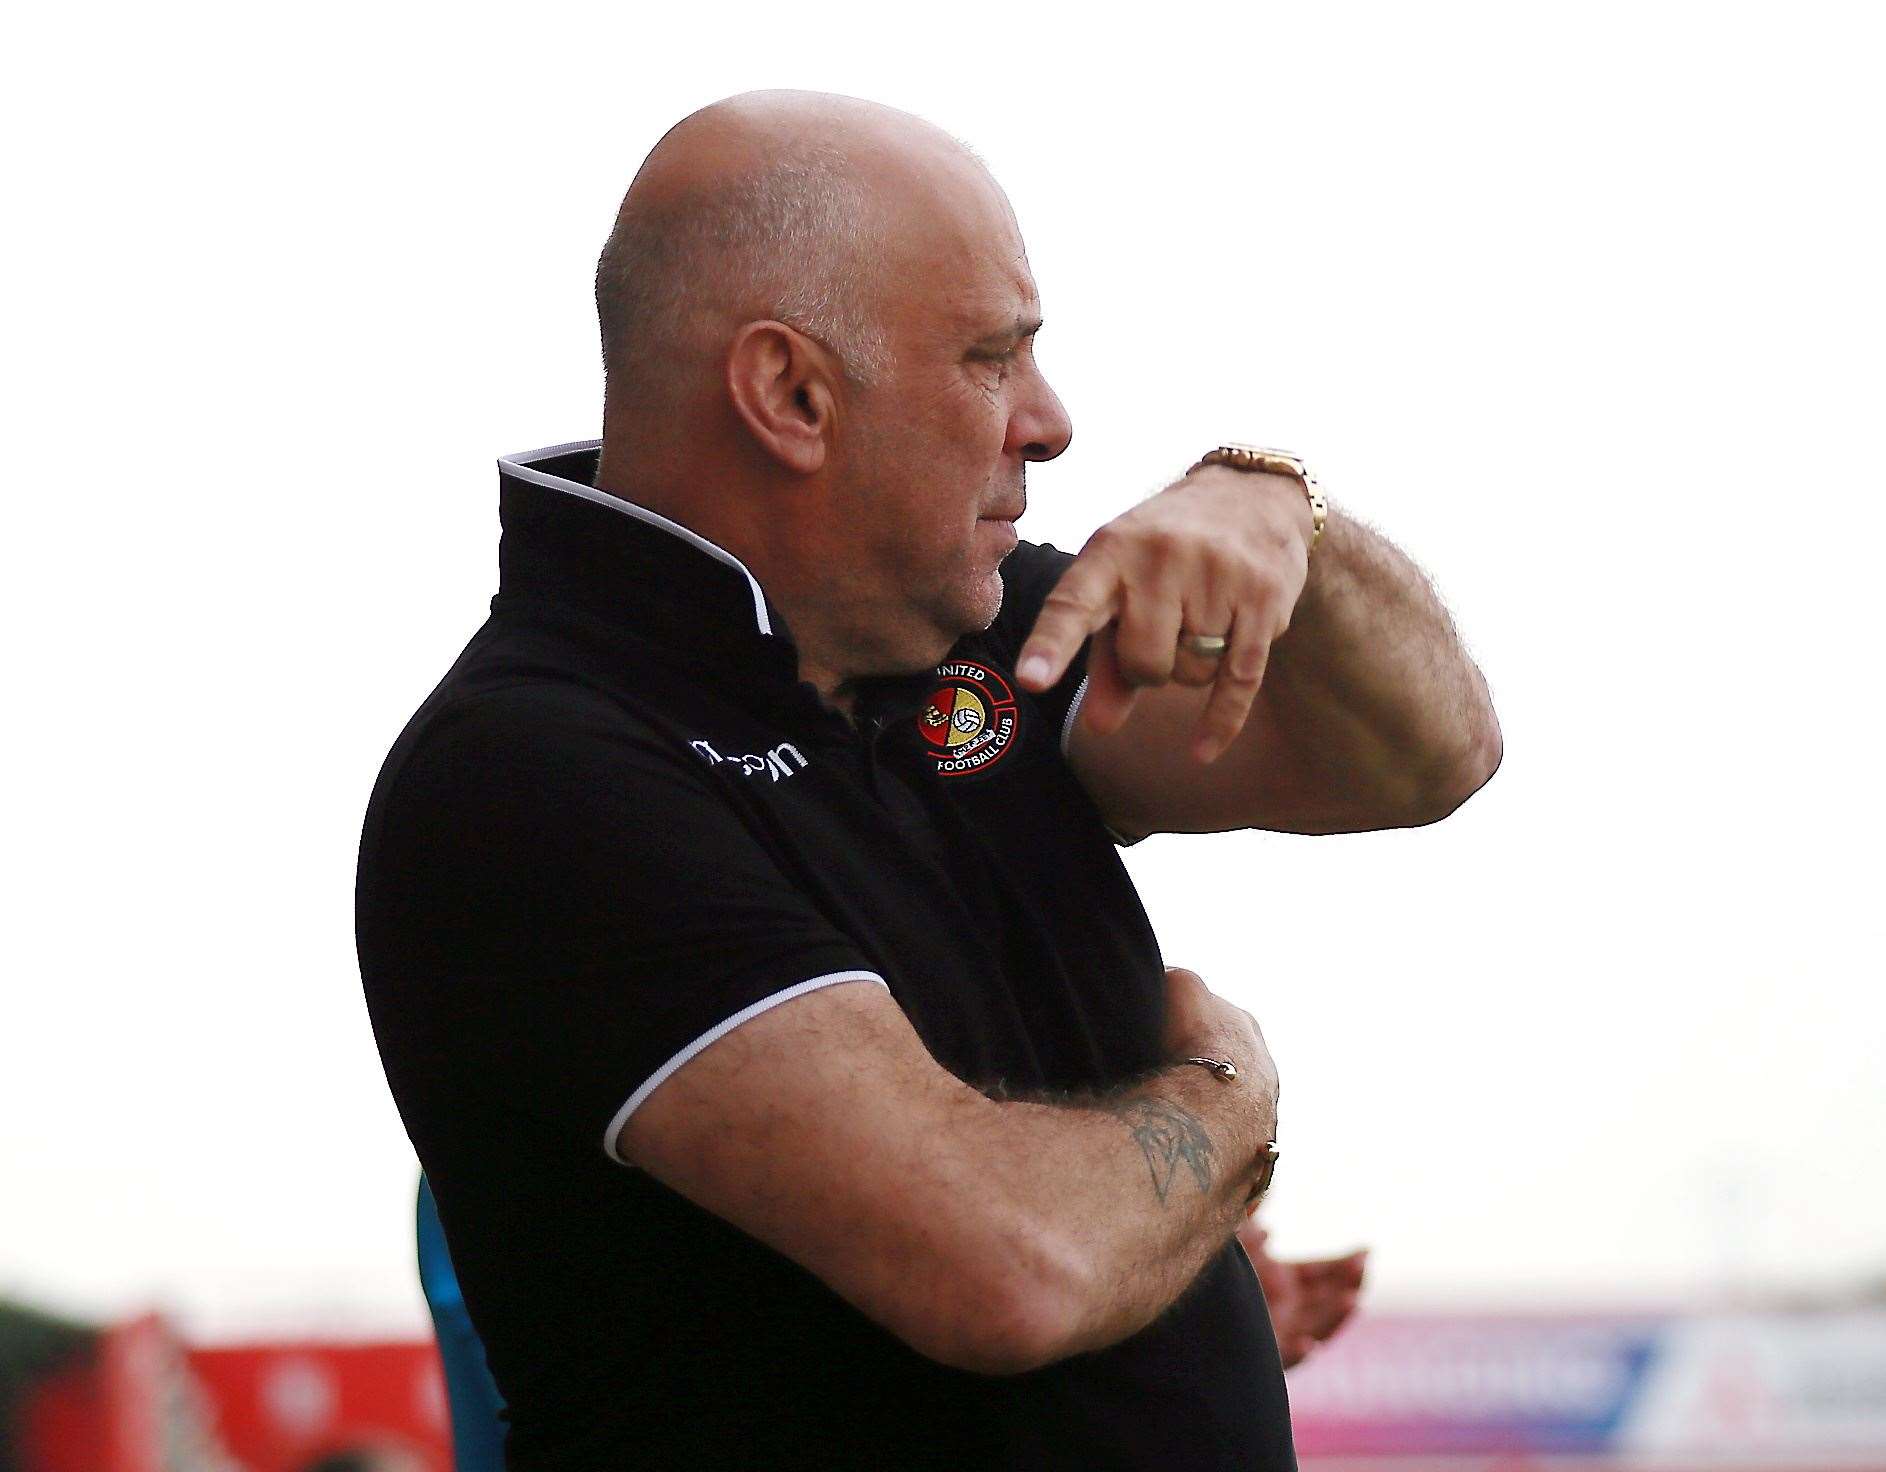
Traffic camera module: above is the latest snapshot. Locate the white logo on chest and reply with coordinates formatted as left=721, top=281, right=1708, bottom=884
left=689, top=738, right=809, bottom=783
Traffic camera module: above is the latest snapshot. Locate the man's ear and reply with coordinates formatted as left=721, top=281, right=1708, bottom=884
left=725, top=320, right=836, bottom=475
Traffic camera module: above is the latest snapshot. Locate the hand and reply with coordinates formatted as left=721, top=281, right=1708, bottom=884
left=1160, top=966, right=1279, bottom=1142
left=1015, top=464, right=1314, bottom=763
left=1236, top=1216, right=1367, bottom=1369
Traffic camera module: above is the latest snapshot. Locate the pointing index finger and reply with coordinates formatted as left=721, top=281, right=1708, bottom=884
left=1015, top=550, right=1123, bottom=691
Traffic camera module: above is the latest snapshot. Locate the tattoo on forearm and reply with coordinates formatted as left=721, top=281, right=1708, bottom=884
left=1108, top=1098, right=1215, bottom=1205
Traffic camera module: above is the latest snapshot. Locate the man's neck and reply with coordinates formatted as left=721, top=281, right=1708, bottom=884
left=784, top=613, right=941, bottom=725
left=594, top=445, right=939, bottom=724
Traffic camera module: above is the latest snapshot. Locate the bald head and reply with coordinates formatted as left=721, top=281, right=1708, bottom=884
left=595, top=90, right=1000, bottom=441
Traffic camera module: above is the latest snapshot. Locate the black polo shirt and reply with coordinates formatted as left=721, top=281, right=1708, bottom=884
left=355, top=440, right=1295, bottom=1470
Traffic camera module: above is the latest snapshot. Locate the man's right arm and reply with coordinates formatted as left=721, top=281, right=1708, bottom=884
left=618, top=965, right=1277, bottom=1375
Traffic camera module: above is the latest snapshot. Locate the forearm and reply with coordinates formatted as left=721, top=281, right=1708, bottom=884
left=1262, top=505, right=1501, bottom=824
left=972, top=1063, right=1275, bottom=1361
left=1040, top=466, right=1501, bottom=839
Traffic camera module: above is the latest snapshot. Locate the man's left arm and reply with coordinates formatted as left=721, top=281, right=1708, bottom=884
left=1015, top=462, right=1502, bottom=838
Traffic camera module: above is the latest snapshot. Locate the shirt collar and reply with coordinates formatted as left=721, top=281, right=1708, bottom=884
left=493, top=439, right=938, bottom=725
left=495, top=440, right=805, bottom=687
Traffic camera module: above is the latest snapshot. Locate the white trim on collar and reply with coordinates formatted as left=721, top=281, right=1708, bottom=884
left=497, top=438, right=773, bottom=636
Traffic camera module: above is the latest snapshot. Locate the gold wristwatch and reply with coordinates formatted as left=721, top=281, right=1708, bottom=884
left=1190, top=443, right=1328, bottom=555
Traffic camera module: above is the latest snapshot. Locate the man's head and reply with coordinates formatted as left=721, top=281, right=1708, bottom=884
left=594, top=90, right=1073, bottom=686
left=595, top=105, right=894, bottom=423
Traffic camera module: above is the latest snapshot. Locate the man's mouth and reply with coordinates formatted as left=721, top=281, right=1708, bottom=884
left=979, top=516, right=1021, bottom=551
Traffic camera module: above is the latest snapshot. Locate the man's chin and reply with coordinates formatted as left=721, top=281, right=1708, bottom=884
left=963, top=571, right=1006, bottom=635
left=880, top=573, right=1005, bottom=673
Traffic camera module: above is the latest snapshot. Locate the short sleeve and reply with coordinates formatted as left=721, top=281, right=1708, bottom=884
left=986, top=539, right=1093, bottom=754
left=357, top=686, right=886, bottom=1161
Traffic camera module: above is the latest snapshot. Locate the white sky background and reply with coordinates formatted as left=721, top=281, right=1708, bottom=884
left=4, top=2, right=1881, bottom=1340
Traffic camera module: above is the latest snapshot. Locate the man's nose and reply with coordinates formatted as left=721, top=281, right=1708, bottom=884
left=1010, top=370, right=1073, bottom=463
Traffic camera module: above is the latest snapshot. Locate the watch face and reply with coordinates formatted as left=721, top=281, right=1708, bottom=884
left=1211, top=445, right=1309, bottom=480
left=1251, top=451, right=1306, bottom=479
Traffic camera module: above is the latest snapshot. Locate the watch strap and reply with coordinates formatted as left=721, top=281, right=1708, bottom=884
left=1192, top=443, right=1328, bottom=555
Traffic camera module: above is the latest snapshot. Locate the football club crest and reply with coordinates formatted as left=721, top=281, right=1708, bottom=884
left=918, top=659, right=1020, bottom=778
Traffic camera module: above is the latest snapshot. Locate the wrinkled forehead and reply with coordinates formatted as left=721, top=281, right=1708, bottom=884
left=878, top=158, right=1040, bottom=342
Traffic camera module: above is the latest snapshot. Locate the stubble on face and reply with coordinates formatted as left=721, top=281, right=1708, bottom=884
left=826, top=393, right=1012, bottom=671
left=858, top=254, right=1040, bottom=649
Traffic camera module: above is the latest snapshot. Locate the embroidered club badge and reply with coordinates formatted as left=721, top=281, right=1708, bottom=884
left=918, top=659, right=1021, bottom=778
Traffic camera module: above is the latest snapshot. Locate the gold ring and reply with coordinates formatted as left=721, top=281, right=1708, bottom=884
left=1178, top=632, right=1229, bottom=659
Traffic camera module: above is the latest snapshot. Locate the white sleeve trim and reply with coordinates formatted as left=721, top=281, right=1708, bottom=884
left=601, top=970, right=890, bottom=1163
left=1056, top=672, right=1138, bottom=844
left=1059, top=673, right=1092, bottom=757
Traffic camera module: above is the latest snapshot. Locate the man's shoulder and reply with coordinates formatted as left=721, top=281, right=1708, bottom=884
left=434, top=600, right=752, bottom=735
left=362, top=622, right=705, bottom=833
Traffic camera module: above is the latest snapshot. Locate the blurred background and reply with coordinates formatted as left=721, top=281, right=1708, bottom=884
left=4, top=0, right=1881, bottom=1467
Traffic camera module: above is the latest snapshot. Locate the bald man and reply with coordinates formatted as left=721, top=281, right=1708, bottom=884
left=357, top=90, right=1499, bottom=1471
